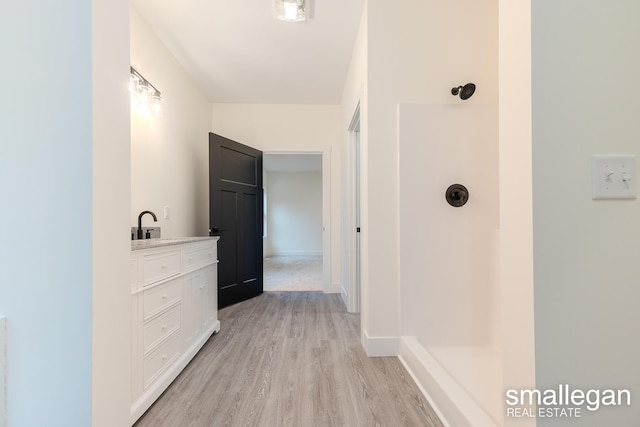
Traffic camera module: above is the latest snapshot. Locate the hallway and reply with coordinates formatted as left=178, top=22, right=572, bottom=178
left=134, top=292, right=443, bottom=427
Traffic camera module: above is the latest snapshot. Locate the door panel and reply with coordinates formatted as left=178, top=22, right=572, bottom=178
left=221, top=146, right=257, bottom=185
left=218, top=190, right=238, bottom=290
left=210, top=133, right=263, bottom=308
left=241, top=192, right=259, bottom=283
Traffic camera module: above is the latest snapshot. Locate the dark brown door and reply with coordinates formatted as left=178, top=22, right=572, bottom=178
left=209, top=133, right=263, bottom=308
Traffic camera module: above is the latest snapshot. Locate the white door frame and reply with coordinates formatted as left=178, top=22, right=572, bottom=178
left=263, top=149, right=332, bottom=294
left=346, top=103, right=361, bottom=313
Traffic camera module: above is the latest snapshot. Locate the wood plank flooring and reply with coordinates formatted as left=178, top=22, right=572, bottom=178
left=134, top=292, right=444, bottom=427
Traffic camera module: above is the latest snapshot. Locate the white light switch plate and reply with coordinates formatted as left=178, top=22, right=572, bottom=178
left=591, top=155, right=636, bottom=200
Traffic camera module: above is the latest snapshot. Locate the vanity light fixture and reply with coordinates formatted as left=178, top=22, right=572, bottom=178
left=130, top=66, right=162, bottom=117
left=273, top=0, right=312, bottom=22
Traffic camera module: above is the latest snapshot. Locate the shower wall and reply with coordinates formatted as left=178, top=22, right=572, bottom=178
left=398, top=103, right=499, bottom=348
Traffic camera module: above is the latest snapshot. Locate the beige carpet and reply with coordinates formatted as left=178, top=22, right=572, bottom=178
left=263, top=255, right=323, bottom=291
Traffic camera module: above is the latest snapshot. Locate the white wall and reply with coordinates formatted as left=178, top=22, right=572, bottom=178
left=92, top=2, right=132, bottom=427
left=211, top=104, right=342, bottom=288
left=532, top=1, right=640, bottom=425
left=265, top=172, right=323, bottom=256
left=0, top=1, right=130, bottom=426
left=498, top=1, right=536, bottom=426
left=131, top=7, right=213, bottom=237
left=498, top=0, right=536, bottom=427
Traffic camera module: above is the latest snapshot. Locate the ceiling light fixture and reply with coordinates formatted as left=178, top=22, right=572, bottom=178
left=273, top=0, right=312, bottom=22
left=130, top=66, right=162, bottom=117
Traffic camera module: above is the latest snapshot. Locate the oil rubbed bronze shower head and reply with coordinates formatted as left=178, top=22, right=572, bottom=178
left=451, top=83, right=476, bottom=100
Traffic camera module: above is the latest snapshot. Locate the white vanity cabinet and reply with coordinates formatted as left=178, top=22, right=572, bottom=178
left=183, top=265, right=217, bottom=349
left=130, top=237, right=220, bottom=425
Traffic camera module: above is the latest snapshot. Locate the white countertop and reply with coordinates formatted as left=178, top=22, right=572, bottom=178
left=131, top=236, right=219, bottom=251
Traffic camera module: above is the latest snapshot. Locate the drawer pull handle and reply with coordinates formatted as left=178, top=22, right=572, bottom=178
left=188, top=257, right=193, bottom=262
left=162, top=294, right=168, bottom=299
left=162, top=355, right=167, bottom=361
left=161, top=324, right=167, bottom=330
left=161, top=264, right=167, bottom=269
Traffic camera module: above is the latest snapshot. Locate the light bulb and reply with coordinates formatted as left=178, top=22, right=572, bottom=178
left=137, top=82, right=153, bottom=96
left=276, top=0, right=305, bottom=22
left=283, top=1, right=299, bottom=20
left=129, top=73, right=140, bottom=92
left=152, top=94, right=162, bottom=117
left=136, top=83, right=153, bottom=116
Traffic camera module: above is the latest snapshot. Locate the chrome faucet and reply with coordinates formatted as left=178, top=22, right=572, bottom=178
left=137, top=210, right=158, bottom=239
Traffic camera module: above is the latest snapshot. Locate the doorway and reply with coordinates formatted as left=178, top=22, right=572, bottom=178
left=262, top=151, right=331, bottom=293
left=346, top=103, right=361, bottom=313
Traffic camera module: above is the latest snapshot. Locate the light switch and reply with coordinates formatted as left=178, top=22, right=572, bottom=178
left=164, top=206, right=170, bottom=220
left=591, top=155, right=636, bottom=200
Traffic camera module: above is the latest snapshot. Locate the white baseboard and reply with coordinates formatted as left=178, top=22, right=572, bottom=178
left=398, top=337, right=497, bottom=427
left=362, top=330, right=399, bottom=357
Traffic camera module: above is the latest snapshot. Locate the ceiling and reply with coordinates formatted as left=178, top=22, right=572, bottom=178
left=130, top=0, right=365, bottom=105
left=263, top=153, right=322, bottom=173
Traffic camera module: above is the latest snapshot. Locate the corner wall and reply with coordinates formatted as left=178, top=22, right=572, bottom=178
left=92, top=1, right=132, bottom=427
left=0, top=1, right=131, bottom=426
left=498, top=1, right=536, bottom=426
left=130, top=7, right=213, bottom=237
left=532, top=1, right=640, bottom=425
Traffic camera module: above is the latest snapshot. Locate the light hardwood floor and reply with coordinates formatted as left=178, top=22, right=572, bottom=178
left=134, top=292, right=444, bottom=427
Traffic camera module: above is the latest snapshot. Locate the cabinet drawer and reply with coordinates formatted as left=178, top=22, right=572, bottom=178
left=143, top=331, right=181, bottom=388
left=143, top=304, right=181, bottom=355
left=142, top=304, right=181, bottom=354
left=183, top=243, right=217, bottom=272
left=143, top=250, right=181, bottom=286
left=143, top=278, right=182, bottom=320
